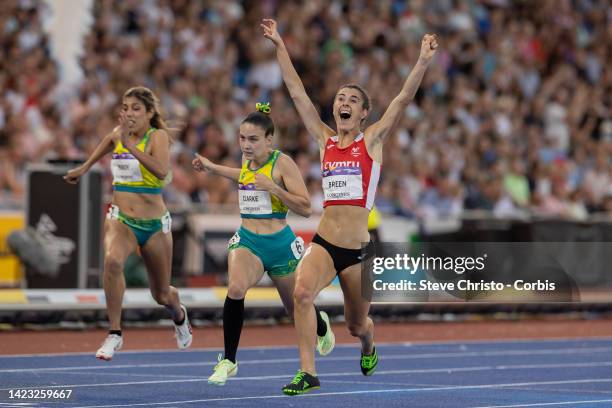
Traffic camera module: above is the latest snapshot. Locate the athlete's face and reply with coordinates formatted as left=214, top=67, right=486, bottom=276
left=121, top=96, right=153, bottom=134
left=333, top=88, right=368, bottom=133
left=239, top=122, right=272, bottom=163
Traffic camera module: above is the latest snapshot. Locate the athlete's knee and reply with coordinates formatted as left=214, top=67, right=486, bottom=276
left=347, top=321, right=369, bottom=338
left=293, top=281, right=315, bottom=308
left=151, top=288, right=171, bottom=306
left=227, top=281, right=248, bottom=299
left=104, top=252, right=124, bottom=276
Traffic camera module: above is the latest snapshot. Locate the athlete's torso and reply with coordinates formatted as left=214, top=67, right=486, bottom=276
left=321, top=133, right=380, bottom=210
left=317, top=133, right=381, bottom=248
left=110, top=128, right=166, bottom=218
left=238, top=150, right=288, bottom=234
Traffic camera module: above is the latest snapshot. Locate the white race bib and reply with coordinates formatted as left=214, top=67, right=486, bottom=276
left=239, top=189, right=273, bottom=215
left=322, top=167, right=363, bottom=201
left=161, top=212, right=172, bottom=233
left=111, top=157, right=143, bottom=183
left=290, top=236, right=305, bottom=259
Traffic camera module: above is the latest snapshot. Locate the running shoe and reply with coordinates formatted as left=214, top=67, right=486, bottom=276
left=95, top=334, right=123, bottom=361
left=208, top=354, right=238, bottom=385
left=174, top=304, right=193, bottom=349
left=316, top=311, right=335, bottom=356
left=282, top=370, right=320, bottom=395
left=360, top=345, right=378, bottom=376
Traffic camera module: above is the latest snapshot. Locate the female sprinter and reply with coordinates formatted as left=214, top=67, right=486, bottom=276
left=64, top=86, right=192, bottom=360
left=192, top=103, right=335, bottom=386
left=262, top=19, right=438, bottom=394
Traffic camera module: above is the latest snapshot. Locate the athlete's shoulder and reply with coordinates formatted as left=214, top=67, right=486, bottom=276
left=275, top=152, right=300, bottom=171
left=106, top=127, right=121, bottom=148
left=362, top=126, right=379, bottom=142
left=148, top=128, right=171, bottom=150
left=276, top=151, right=295, bottom=166
left=362, top=127, right=383, bottom=161
left=150, top=128, right=169, bottom=139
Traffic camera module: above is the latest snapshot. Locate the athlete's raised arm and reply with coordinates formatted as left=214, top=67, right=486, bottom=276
left=366, top=34, right=438, bottom=146
left=261, top=18, right=335, bottom=149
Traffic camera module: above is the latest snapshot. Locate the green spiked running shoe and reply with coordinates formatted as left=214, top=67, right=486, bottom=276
left=316, top=311, right=335, bottom=356
left=360, top=345, right=378, bottom=376
left=282, top=370, right=320, bottom=395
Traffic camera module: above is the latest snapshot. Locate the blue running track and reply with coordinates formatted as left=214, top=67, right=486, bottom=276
left=1, top=338, right=612, bottom=407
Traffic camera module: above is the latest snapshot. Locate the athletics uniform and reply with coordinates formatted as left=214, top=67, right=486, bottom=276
left=108, top=128, right=171, bottom=246
left=228, top=150, right=304, bottom=276
left=313, top=133, right=379, bottom=272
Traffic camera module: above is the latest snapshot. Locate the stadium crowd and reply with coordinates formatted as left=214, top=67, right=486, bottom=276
left=0, top=0, right=610, bottom=220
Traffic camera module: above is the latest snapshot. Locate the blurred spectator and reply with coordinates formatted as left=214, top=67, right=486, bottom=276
left=503, top=157, right=530, bottom=207
left=0, top=0, right=609, bottom=220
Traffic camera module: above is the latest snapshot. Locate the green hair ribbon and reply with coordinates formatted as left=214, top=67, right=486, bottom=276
left=255, top=102, right=271, bottom=114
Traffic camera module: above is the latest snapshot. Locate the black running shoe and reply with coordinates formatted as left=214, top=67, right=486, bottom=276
left=282, top=370, right=320, bottom=395
left=360, top=345, right=378, bottom=376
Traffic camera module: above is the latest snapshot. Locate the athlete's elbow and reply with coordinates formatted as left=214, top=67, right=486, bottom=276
left=301, top=200, right=312, bottom=218
left=301, top=206, right=312, bottom=218
left=290, top=92, right=309, bottom=106
left=396, top=93, right=414, bottom=107
left=399, top=98, right=412, bottom=107
left=154, top=168, right=169, bottom=180
left=295, top=200, right=312, bottom=218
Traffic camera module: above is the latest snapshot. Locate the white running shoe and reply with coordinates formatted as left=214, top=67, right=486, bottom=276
left=174, top=304, right=193, bottom=349
left=316, top=311, right=335, bottom=356
left=95, top=334, right=123, bottom=361
left=208, top=354, right=238, bottom=385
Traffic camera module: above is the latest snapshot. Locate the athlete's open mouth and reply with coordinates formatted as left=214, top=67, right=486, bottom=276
left=339, top=107, right=351, bottom=119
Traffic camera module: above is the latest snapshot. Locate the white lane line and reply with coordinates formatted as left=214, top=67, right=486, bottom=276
left=65, top=378, right=612, bottom=408
left=2, top=346, right=612, bottom=373
left=502, top=385, right=612, bottom=396
left=2, top=336, right=611, bottom=359
left=35, top=370, right=198, bottom=380
left=323, top=379, right=439, bottom=387
left=471, top=399, right=612, bottom=407
left=3, top=362, right=612, bottom=391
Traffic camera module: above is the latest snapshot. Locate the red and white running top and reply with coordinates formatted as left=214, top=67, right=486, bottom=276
left=321, top=133, right=381, bottom=210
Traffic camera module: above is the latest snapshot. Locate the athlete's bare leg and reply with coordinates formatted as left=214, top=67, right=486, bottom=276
left=292, top=244, right=336, bottom=375
left=103, top=219, right=138, bottom=330
left=141, top=229, right=183, bottom=321
left=339, top=263, right=374, bottom=354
